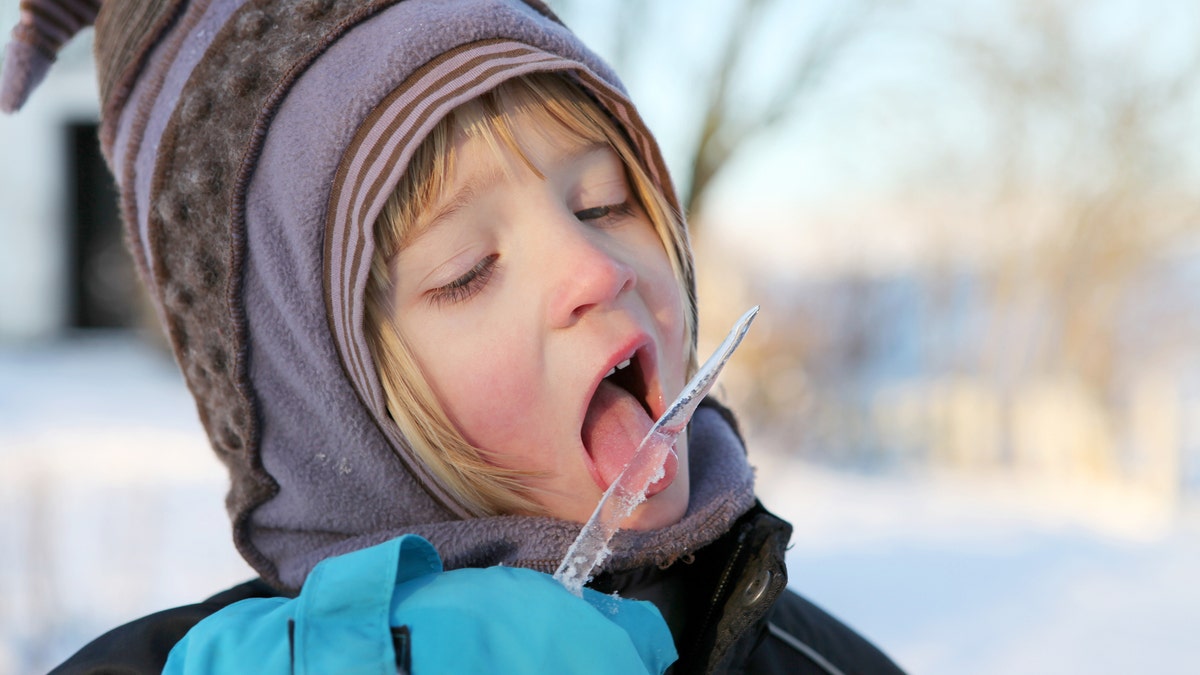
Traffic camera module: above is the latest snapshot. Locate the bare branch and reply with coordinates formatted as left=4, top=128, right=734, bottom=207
left=686, top=0, right=879, bottom=220
left=942, top=0, right=1200, bottom=396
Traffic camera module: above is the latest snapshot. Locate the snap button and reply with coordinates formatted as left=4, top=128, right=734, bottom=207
left=743, top=569, right=772, bottom=605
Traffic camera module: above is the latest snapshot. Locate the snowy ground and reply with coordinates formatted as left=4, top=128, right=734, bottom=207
left=2, top=333, right=1197, bottom=674
left=754, top=455, right=1200, bottom=674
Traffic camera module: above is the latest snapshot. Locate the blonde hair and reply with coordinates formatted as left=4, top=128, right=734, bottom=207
left=365, top=72, right=695, bottom=517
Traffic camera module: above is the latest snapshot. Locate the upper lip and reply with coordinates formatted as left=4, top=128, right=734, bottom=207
left=581, top=332, right=663, bottom=426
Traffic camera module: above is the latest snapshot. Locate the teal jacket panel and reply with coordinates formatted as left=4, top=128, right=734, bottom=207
left=164, top=535, right=676, bottom=674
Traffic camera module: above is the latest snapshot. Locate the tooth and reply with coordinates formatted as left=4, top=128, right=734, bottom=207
left=604, top=358, right=632, bottom=380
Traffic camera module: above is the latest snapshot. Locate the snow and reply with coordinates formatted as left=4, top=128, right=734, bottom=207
left=2, top=334, right=1198, bottom=673
left=0, top=334, right=254, bottom=673
left=752, top=447, right=1200, bottom=675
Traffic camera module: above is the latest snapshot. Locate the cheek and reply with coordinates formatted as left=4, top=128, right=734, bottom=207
left=411, top=318, right=541, bottom=453
left=633, top=237, right=691, bottom=399
left=640, top=245, right=688, bottom=342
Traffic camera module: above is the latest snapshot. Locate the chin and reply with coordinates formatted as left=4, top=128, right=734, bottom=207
left=620, top=475, right=690, bottom=530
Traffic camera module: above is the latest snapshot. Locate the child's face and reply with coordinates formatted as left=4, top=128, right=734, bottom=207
left=388, top=101, right=691, bottom=529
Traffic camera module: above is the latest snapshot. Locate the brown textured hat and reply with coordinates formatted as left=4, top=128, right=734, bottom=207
left=5, top=0, right=755, bottom=591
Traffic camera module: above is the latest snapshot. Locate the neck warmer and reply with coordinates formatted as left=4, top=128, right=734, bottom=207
left=2, top=0, right=757, bottom=591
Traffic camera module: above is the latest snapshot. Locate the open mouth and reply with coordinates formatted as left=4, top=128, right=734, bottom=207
left=601, top=352, right=653, bottom=418
left=580, top=344, right=676, bottom=494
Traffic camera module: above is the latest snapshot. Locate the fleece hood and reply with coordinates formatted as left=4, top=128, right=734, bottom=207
left=3, top=0, right=756, bottom=591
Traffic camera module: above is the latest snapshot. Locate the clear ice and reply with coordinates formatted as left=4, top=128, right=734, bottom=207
left=554, top=306, right=760, bottom=596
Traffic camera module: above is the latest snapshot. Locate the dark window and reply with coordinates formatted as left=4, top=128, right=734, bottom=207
left=66, top=121, right=137, bottom=329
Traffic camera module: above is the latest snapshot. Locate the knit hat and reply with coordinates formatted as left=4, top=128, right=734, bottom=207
left=2, top=0, right=756, bottom=591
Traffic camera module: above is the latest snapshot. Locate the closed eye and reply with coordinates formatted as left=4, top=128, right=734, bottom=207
left=427, top=254, right=498, bottom=307
left=574, top=201, right=635, bottom=226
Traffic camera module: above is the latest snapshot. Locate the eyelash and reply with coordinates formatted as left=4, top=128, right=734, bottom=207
left=429, top=254, right=498, bottom=307
left=575, top=201, right=635, bottom=226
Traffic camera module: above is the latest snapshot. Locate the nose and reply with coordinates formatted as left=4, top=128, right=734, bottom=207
left=547, top=223, right=637, bottom=328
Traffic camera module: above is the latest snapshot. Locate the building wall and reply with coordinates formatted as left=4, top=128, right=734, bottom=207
left=1, top=36, right=100, bottom=341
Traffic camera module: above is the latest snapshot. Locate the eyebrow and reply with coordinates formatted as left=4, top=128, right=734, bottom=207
left=423, top=167, right=504, bottom=236
left=406, top=139, right=614, bottom=247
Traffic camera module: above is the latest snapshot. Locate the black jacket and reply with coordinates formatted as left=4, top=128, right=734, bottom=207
left=594, top=502, right=905, bottom=675
left=52, top=503, right=903, bottom=675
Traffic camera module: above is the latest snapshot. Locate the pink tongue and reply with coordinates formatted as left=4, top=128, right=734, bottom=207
left=582, top=380, right=673, bottom=492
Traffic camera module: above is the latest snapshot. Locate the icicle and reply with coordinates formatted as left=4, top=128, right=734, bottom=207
left=554, top=306, right=760, bottom=596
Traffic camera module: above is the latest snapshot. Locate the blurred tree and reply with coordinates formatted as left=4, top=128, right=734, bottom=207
left=944, top=0, right=1200, bottom=400
left=547, top=0, right=881, bottom=228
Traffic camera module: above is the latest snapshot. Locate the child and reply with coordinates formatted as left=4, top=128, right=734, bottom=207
left=4, top=0, right=905, bottom=672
